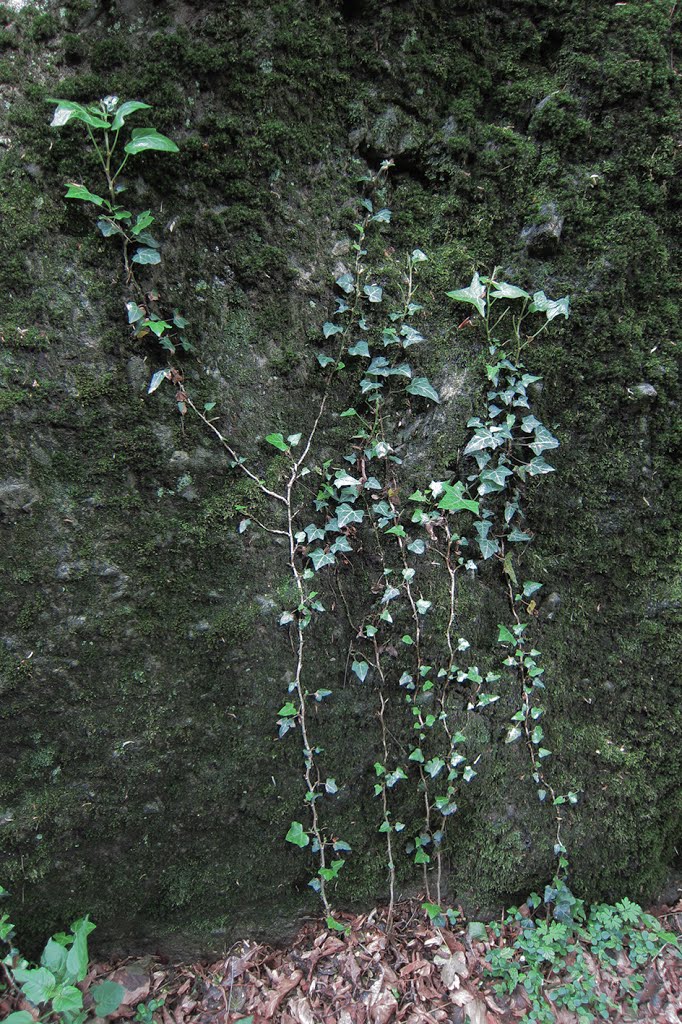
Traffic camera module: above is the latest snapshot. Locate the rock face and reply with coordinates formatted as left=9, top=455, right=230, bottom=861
left=0, top=0, right=680, bottom=954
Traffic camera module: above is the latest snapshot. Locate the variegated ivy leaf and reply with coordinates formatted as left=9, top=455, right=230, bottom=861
left=406, top=377, right=439, bottom=403
left=530, top=291, right=570, bottom=320
left=446, top=272, right=486, bottom=317
left=309, top=548, right=336, bottom=571
left=352, top=660, right=369, bottom=682
left=335, top=272, right=355, bottom=293
left=530, top=425, right=560, bottom=455
left=364, top=284, right=383, bottom=303
left=463, top=427, right=499, bottom=455
left=527, top=456, right=555, bottom=476
left=489, top=282, right=530, bottom=300
left=336, top=504, right=364, bottom=528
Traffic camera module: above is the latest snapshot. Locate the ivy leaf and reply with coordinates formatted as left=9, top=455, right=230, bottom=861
left=530, top=291, right=570, bottom=320
left=372, top=208, right=392, bottom=223
left=325, top=777, right=339, bottom=794
left=411, top=248, right=428, bottom=262
left=478, top=466, right=513, bottom=494
left=278, top=702, right=298, bottom=718
left=323, top=322, right=344, bottom=338
left=437, top=481, right=479, bottom=514
left=97, top=218, right=121, bottom=237
left=147, top=369, right=170, bottom=394
left=64, top=183, right=106, bottom=206
left=131, top=209, right=154, bottom=236
left=505, top=725, right=523, bottom=744
left=337, top=504, right=364, bottom=528
left=132, top=247, right=162, bottom=265
left=527, top=456, right=555, bottom=476
left=446, top=272, right=486, bottom=317
left=352, top=660, right=369, bottom=682
left=508, top=528, right=532, bottom=542
left=409, top=747, right=425, bottom=763
left=400, top=326, right=424, bottom=346
left=408, top=538, right=426, bottom=554
left=463, top=427, right=498, bottom=455
left=265, top=433, right=289, bottom=452
left=335, top=272, right=355, bottom=293
left=285, top=821, right=309, bottom=847
left=310, top=549, right=336, bottom=571
left=490, top=282, right=530, bottom=300
left=530, top=426, right=560, bottom=455
left=406, top=377, right=440, bottom=403
left=124, top=127, right=179, bottom=154
left=348, top=340, right=370, bottom=358
left=110, top=100, right=151, bottom=130
left=425, top=757, right=445, bottom=778
left=364, top=284, right=383, bottom=303
left=416, top=599, right=431, bottom=615
left=317, top=353, right=335, bottom=367
left=48, top=99, right=110, bottom=129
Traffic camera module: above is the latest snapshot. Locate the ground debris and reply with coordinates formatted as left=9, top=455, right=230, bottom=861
left=2, top=899, right=680, bottom=1024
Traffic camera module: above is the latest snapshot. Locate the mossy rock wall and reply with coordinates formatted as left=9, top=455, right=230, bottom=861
left=0, top=0, right=680, bottom=954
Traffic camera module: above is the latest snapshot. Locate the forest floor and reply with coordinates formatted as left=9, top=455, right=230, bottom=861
left=2, top=897, right=681, bottom=1024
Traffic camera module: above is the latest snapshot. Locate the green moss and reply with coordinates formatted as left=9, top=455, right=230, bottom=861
left=0, top=0, right=679, bottom=951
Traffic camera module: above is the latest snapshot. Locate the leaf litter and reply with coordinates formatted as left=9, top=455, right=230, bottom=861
left=1, top=897, right=679, bottom=1024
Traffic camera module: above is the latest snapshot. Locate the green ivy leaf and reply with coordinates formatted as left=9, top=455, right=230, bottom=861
left=265, top=432, right=289, bottom=452
left=131, top=209, right=154, bottom=236
left=310, top=549, right=336, bottom=571
left=337, top=504, right=364, bottom=528
left=48, top=99, right=110, bottom=129
left=278, top=702, right=298, bottom=718
left=64, top=183, right=106, bottom=206
left=285, top=821, right=309, bottom=847
left=447, top=272, right=486, bottom=317
left=323, top=321, right=344, bottom=338
left=110, top=100, right=151, bottom=130
left=132, top=247, right=162, bottom=265
left=497, top=624, right=516, bottom=644
left=348, top=340, right=370, bottom=358
left=490, top=282, right=530, bottom=300
left=124, top=127, right=179, bottom=154
left=363, top=284, right=383, bottom=303
left=406, top=377, right=440, bottom=403
left=352, top=660, right=369, bottom=682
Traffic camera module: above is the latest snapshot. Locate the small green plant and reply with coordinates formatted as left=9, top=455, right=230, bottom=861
left=1, top=886, right=123, bottom=1024
left=486, top=880, right=680, bottom=1022
left=133, top=996, right=165, bottom=1024
left=48, top=95, right=191, bottom=357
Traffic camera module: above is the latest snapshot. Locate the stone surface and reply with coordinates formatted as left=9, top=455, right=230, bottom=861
left=0, top=0, right=679, bottom=956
